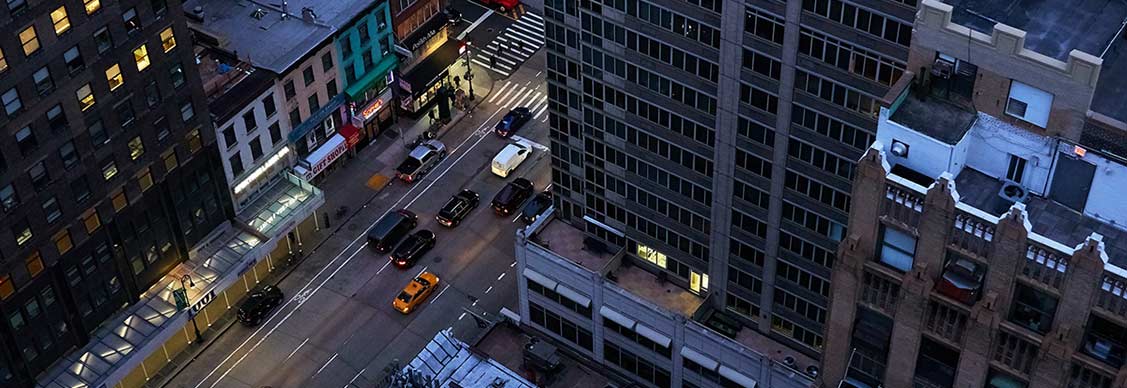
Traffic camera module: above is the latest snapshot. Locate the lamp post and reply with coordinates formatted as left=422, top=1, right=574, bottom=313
left=461, top=42, right=475, bottom=101
left=180, top=274, right=204, bottom=343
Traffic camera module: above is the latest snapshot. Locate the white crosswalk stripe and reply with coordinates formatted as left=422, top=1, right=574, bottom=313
left=488, top=84, right=549, bottom=120
left=474, top=12, right=545, bottom=77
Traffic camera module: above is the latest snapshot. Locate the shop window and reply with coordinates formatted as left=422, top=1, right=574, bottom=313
left=20, top=26, right=39, bottom=56
left=133, top=44, right=150, bottom=71
left=105, top=64, right=123, bottom=91
left=879, top=227, right=915, bottom=272
left=160, top=27, right=176, bottom=52
left=51, top=6, right=71, bottom=35
left=53, top=230, right=72, bottom=254
left=1009, top=282, right=1057, bottom=334
left=1081, top=315, right=1126, bottom=368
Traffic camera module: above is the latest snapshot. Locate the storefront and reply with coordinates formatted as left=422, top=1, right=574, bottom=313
left=347, top=86, right=395, bottom=148
left=398, top=39, right=463, bottom=116
left=398, top=13, right=450, bottom=70
left=293, top=134, right=347, bottom=182
left=289, top=93, right=347, bottom=156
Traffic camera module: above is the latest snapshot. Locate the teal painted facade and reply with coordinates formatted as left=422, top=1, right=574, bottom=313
left=336, top=2, right=398, bottom=100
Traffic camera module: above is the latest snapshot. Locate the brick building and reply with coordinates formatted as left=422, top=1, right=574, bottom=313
left=821, top=1, right=1127, bottom=387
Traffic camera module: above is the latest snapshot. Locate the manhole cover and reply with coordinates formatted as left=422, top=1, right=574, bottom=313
left=348, top=223, right=359, bottom=231
left=433, top=256, right=443, bottom=263
left=487, top=28, right=494, bottom=33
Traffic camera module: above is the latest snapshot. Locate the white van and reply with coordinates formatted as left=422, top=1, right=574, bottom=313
left=492, top=140, right=533, bottom=178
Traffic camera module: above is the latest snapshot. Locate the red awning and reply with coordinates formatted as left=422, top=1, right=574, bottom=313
left=340, top=123, right=362, bottom=148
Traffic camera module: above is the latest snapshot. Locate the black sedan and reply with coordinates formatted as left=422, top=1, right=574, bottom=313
left=437, top=189, right=480, bottom=227
left=494, top=107, right=532, bottom=138
left=492, top=178, right=534, bottom=216
left=520, top=189, right=553, bottom=223
left=237, top=285, right=283, bottom=327
left=391, top=230, right=437, bottom=268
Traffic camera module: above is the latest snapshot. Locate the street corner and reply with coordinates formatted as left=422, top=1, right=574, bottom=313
left=366, top=174, right=391, bottom=191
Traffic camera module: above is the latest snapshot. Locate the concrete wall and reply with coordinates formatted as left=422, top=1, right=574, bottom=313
left=962, top=113, right=1055, bottom=194
left=878, top=107, right=965, bottom=178
left=1056, top=142, right=1127, bottom=227
left=280, top=42, right=339, bottom=134
left=216, top=86, right=293, bottom=208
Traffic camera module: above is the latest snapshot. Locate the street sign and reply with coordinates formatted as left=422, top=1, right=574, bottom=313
left=173, top=289, right=189, bottom=310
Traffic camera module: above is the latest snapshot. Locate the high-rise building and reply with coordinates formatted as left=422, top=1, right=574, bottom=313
left=821, top=1, right=1127, bottom=388
left=544, top=0, right=916, bottom=365
left=0, top=0, right=230, bottom=385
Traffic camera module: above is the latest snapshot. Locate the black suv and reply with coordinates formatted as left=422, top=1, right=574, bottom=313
left=492, top=178, right=534, bottom=216
left=368, top=209, right=418, bottom=253
left=237, top=285, right=283, bottom=327
left=520, top=189, right=553, bottom=223
left=436, top=189, right=480, bottom=227
left=391, top=230, right=437, bottom=268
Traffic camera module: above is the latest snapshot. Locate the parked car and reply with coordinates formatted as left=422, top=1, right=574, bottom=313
left=494, top=107, right=532, bottom=137
left=393, top=272, right=441, bottom=314
left=935, top=256, right=985, bottom=304
left=491, top=140, right=533, bottom=178
left=237, top=285, right=283, bottom=327
left=395, top=140, right=447, bottom=183
left=368, top=209, right=418, bottom=253
left=520, top=189, right=553, bottom=223
left=391, top=230, right=437, bottom=268
left=437, top=190, right=480, bottom=227
left=492, top=178, right=534, bottom=216
left=478, top=0, right=520, bottom=13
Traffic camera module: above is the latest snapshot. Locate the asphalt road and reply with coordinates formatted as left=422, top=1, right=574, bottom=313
left=166, top=49, right=550, bottom=388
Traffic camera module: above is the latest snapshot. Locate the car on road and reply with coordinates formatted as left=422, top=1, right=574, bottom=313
left=436, top=189, right=480, bottom=227
left=395, top=139, right=447, bottom=183
left=494, top=107, right=532, bottom=138
left=391, top=229, right=437, bottom=268
left=368, top=209, right=418, bottom=253
left=491, top=178, right=534, bottom=216
left=477, top=0, right=520, bottom=13
left=491, top=140, right=533, bottom=178
left=393, top=272, right=440, bottom=314
left=237, top=285, right=283, bottom=327
left=520, top=188, right=553, bottom=223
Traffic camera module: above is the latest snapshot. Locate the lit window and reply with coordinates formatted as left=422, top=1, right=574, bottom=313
left=163, top=150, right=179, bottom=171
left=133, top=45, right=150, bottom=71
left=76, top=84, right=95, bottom=111
left=53, top=230, right=73, bottom=255
left=51, top=6, right=71, bottom=35
left=160, top=27, right=176, bottom=52
left=636, top=244, right=668, bottom=268
left=0, top=47, right=7, bottom=73
left=82, top=209, right=101, bottom=233
left=127, top=136, right=144, bottom=159
left=19, top=26, right=39, bottom=56
left=137, top=168, right=153, bottom=192
left=186, top=129, right=202, bottom=153
left=26, top=251, right=44, bottom=277
left=102, top=160, right=118, bottom=181
left=13, top=218, right=31, bottom=246
left=105, top=64, right=123, bottom=91
left=0, top=276, right=13, bottom=300
left=83, top=0, right=100, bottom=14
left=111, top=190, right=127, bottom=212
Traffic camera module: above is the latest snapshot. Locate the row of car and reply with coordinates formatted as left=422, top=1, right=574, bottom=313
left=394, top=108, right=536, bottom=184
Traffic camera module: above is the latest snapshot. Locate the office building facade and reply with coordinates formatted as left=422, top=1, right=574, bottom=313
left=544, top=0, right=916, bottom=363
left=0, top=0, right=229, bottom=385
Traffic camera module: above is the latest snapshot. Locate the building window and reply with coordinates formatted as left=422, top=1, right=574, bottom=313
left=358, top=23, right=370, bottom=44
left=0, top=276, right=13, bottom=300
left=879, top=227, right=915, bottom=272
left=82, top=209, right=101, bottom=233
left=59, top=141, right=79, bottom=169
left=53, top=230, right=72, bottom=254
left=0, top=47, right=7, bottom=72
left=151, top=0, right=167, bottom=15
left=32, top=66, right=53, bottom=94
left=144, top=80, right=161, bottom=107
left=111, top=189, right=127, bottom=212
left=1006, top=154, right=1027, bottom=184
left=230, top=153, right=244, bottom=176
left=137, top=168, right=154, bottom=192
left=269, top=122, right=283, bottom=145
left=102, top=160, right=118, bottom=181
left=15, top=126, right=36, bottom=154
left=28, top=161, right=48, bottom=190
left=0, top=184, right=17, bottom=211
left=2, top=88, right=21, bottom=115
left=128, top=136, right=144, bottom=160
left=122, top=8, right=140, bottom=34
left=243, top=110, right=257, bottom=131
left=289, top=108, right=301, bottom=126
left=76, top=83, right=95, bottom=111
left=42, top=197, right=61, bottom=223
left=308, top=94, right=320, bottom=112
left=322, top=52, right=334, bottom=72
left=180, top=101, right=194, bottom=121
left=51, top=6, right=71, bottom=35
left=284, top=80, right=296, bottom=100
left=25, top=251, right=44, bottom=277
left=170, top=64, right=185, bottom=87
left=636, top=243, right=667, bottom=268
left=13, top=218, right=31, bottom=245
left=7, top=0, right=27, bottom=14
left=84, top=0, right=100, bottom=14
left=1006, top=81, right=1053, bottom=128
left=71, top=177, right=90, bottom=203
left=1009, top=282, right=1057, bottom=334
left=105, top=64, right=123, bottom=91
left=186, top=128, right=202, bottom=153
left=115, top=101, right=135, bottom=127
left=250, top=137, right=264, bottom=160
left=263, top=96, right=276, bottom=117
left=327, top=79, right=338, bottom=97
left=133, top=45, right=150, bottom=71
left=160, top=27, right=176, bottom=52
left=64, top=45, right=85, bottom=73
left=20, top=26, right=39, bottom=56
left=47, top=104, right=68, bottom=132
left=163, top=149, right=178, bottom=171
left=303, top=66, right=315, bottom=86
left=222, top=126, right=237, bottom=149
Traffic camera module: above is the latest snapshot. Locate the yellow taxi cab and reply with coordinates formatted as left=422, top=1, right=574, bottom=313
left=393, top=272, right=440, bottom=314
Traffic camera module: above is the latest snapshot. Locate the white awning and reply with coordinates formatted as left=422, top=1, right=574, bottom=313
left=523, top=268, right=558, bottom=289
left=599, top=306, right=636, bottom=328
left=555, top=284, right=591, bottom=308
left=680, top=347, right=718, bottom=370
left=719, top=365, right=758, bottom=388
left=635, top=324, right=671, bottom=348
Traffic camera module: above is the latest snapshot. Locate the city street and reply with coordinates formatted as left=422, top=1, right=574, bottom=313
left=165, top=47, right=550, bottom=388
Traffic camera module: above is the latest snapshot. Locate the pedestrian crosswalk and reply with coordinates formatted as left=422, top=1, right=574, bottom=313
left=487, top=81, right=549, bottom=121
left=472, top=12, right=545, bottom=77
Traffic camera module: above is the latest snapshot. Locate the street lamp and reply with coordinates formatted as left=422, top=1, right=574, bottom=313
left=461, top=42, right=475, bottom=101
left=180, top=274, right=204, bottom=343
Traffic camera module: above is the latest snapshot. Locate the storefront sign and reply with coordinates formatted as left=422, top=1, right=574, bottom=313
left=301, top=134, right=347, bottom=180
left=189, top=289, right=218, bottom=316
left=360, top=98, right=385, bottom=121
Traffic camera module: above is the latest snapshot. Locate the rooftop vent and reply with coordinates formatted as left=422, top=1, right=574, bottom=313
left=251, top=8, right=267, bottom=19
left=998, top=180, right=1029, bottom=204
left=301, top=7, right=317, bottom=23
left=187, top=6, right=204, bottom=23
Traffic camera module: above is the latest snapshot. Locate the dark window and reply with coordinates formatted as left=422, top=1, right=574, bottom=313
left=71, top=177, right=90, bottom=203
left=269, top=122, right=283, bottom=145
left=169, top=64, right=185, bottom=88
left=0, top=184, right=18, bottom=211
left=326, top=79, right=337, bottom=97
left=243, top=110, right=257, bottom=131
left=122, top=8, right=140, bottom=34
left=358, top=23, right=369, bottom=44
left=263, top=96, right=276, bottom=117
left=289, top=108, right=301, bottom=127
left=284, top=80, right=296, bottom=100
left=33, top=67, right=54, bottom=94
left=222, top=126, right=236, bottom=149
left=93, top=27, right=112, bottom=54
left=59, top=141, right=79, bottom=169
left=249, top=137, right=263, bottom=160
left=144, top=80, right=161, bottom=107
left=302, top=67, right=315, bottom=86
left=1009, top=282, right=1057, bottom=334
left=115, top=101, right=135, bottom=127
left=15, top=126, right=37, bottom=154
left=1006, top=154, right=1027, bottom=184
left=150, top=0, right=167, bottom=15
left=230, top=153, right=244, bottom=177
left=321, top=52, right=333, bottom=72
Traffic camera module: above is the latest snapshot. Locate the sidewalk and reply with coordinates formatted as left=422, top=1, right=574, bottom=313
left=152, top=64, right=495, bottom=388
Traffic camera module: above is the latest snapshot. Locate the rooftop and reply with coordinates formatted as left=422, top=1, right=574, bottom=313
left=939, top=0, right=1127, bottom=124
left=183, top=0, right=370, bottom=73
left=405, top=329, right=536, bottom=388
left=475, top=323, right=612, bottom=387
left=888, top=87, right=978, bottom=145
left=534, top=219, right=617, bottom=273
left=610, top=262, right=703, bottom=318
left=197, top=46, right=276, bottom=123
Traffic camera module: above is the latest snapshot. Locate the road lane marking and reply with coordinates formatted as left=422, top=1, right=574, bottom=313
left=510, top=261, right=516, bottom=268
left=485, top=286, right=493, bottom=294
left=346, top=368, right=367, bottom=387
left=457, top=9, right=495, bottom=40
left=535, top=71, right=542, bottom=77
left=497, top=272, right=506, bottom=281
left=196, top=108, right=506, bottom=388
left=534, top=100, right=549, bottom=119
left=458, top=312, right=466, bottom=320
left=511, top=214, right=521, bottom=223
left=285, top=338, right=309, bottom=361
left=315, top=353, right=338, bottom=375
left=404, top=109, right=505, bottom=210
left=488, top=81, right=513, bottom=103
left=430, top=284, right=451, bottom=304
left=416, top=266, right=429, bottom=278
left=375, top=260, right=392, bottom=275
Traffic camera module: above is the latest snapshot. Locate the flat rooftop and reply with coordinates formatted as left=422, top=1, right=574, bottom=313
left=940, top=0, right=1127, bottom=124
left=734, top=325, right=818, bottom=374
left=611, top=263, right=703, bottom=318
left=952, top=168, right=1127, bottom=268
left=406, top=329, right=536, bottom=388
left=197, top=46, right=276, bottom=123
left=534, top=219, right=616, bottom=273
left=183, top=0, right=370, bottom=73
left=475, top=323, right=611, bottom=387
left=889, top=88, right=977, bottom=145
